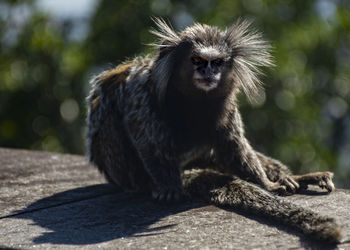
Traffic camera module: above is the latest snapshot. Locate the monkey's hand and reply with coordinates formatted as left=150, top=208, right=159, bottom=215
left=152, top=185, right=190, bottom=203
left=269, top=172, right=335, bottom=195
left=259, top=177, right=296, bottom=196
left=271, top=175, right=300, bottom=196
left=292, top=171, right=335, bottom=193
left=255, top=152, right=305, bottom=195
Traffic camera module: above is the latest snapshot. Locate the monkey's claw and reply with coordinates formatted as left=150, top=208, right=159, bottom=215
left=267, top=176, right=300, bottom=196
left=152, top=187, right=189, bottom=204
left=318, top=172, right=335, bottom=192
left=280, top=176, right=300, bottom=195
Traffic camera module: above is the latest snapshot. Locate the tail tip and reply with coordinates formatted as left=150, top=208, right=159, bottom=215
left=330, top=226, right=343, bottom=243
left=318, top=223, right=343, bottom=243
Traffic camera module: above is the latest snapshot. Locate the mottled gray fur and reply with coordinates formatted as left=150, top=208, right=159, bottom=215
left=86, top=18, right=341, bottom=242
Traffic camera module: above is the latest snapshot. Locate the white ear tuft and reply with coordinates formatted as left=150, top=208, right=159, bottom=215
left=149, top=17, right=181, bottom=48
left=225, top=19, right=274, bottom=103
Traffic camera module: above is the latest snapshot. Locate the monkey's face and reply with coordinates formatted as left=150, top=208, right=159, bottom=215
left=190, top=49, right=222, bottom=92
left=189, top=46, right=231, bottom=95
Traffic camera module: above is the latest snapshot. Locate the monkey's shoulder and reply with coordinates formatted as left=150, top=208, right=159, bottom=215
left=97, top=63, right=135, bottom=89
left=94, top=56, right=153, bottom=88
left=88, top=57, right=153, bottom=111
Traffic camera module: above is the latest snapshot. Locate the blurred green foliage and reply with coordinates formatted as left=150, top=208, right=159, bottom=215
left=0, top=0, right=349, bottom=187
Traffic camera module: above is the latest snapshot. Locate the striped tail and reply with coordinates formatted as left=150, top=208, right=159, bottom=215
left=182, top=169, right=342, bottom=243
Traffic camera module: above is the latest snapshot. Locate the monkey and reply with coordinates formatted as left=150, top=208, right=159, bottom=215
left=86, top=18, right=342, bottom=243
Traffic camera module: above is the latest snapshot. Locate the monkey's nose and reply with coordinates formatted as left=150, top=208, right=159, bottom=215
left=205, top=67, right=213, bottom=76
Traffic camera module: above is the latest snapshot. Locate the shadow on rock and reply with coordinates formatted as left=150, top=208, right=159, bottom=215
left=13, top=184, right=339, bottom=249
left=13, top=184, right=204, bottom=245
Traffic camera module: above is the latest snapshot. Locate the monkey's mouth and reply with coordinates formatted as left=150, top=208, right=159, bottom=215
left=193, top=78, right=218, bottom=92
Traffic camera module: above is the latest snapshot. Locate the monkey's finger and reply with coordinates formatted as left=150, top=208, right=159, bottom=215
left=283, top=176, right=299, bottom=194
left=318, top=179, right=334, bottom=193
left=166, top=190, right=177, bottom=202
left=323, top=173, right=335, bottom=192
left=324, top=178, right=335, bottom=192
left=286, top=176, right=300, bottom=190
left=276, top=185, right=287, bottom=196
left=158, top=192, right=166, bottom=202
left=152, top=190, right=161, bottom=200
left=152, top=190, right=168, bottom=202
left=283, top=179, right=297, bottom=194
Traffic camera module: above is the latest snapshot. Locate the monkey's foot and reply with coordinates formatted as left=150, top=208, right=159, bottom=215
left=292, top=171, right=335, bottom=193
left=152, top=186, right=190, bottom=204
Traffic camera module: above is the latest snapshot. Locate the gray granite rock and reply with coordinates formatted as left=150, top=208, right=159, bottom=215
left=0, top=148, right=349, bottom=249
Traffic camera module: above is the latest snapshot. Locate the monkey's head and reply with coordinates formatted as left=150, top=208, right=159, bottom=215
left=187, top=33, right=230, bottom=94
left=151, top=18, right=273, bottom=102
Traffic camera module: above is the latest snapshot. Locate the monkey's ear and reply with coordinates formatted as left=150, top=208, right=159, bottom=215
left=224, top=19, right=273, bottom=103
left=150, top=17, right=181, bottom=52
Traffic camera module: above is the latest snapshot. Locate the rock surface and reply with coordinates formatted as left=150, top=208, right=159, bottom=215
left=0, top=148, right=349, bottom=249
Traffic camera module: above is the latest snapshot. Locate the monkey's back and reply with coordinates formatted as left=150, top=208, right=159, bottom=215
left=86, top=56, right=156, bottom=191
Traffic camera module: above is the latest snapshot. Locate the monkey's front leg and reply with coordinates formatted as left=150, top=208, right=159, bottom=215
left=256, top=152, right=300, bottom=194
left=215, top=109, right=287, bottom=193
left=215, top=135, right=283, bottom=192
left=138, top=145, right=185, bottom=203
left=216, top=135, right=284, bottom=193
left=126, top=115, right=185, bottom=203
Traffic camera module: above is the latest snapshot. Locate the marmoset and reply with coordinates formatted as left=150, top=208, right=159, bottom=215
left=86, top=18, right=342, bottom=242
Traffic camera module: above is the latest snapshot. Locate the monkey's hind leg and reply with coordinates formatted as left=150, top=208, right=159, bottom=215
left=182, top=169, right=342, bottom=243
left=88, top=115, right=151, bottom=193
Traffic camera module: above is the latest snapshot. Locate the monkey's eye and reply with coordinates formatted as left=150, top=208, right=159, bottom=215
left=212, top=59, right=224, bottom=67
left=191, top=56, right=206, bottom=66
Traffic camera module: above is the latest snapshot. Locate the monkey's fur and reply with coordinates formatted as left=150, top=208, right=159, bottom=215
left=86, top=18, right=342, bottom=242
